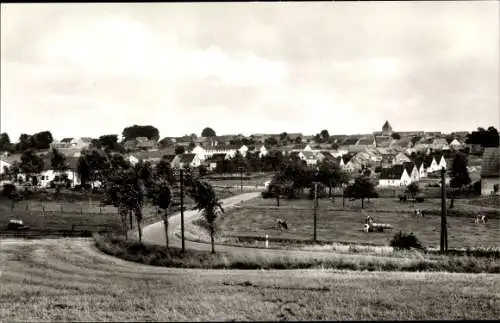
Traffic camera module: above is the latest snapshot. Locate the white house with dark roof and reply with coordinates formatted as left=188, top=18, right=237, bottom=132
left=378, top=165, right=411, bottom=187
left=171, top=153, right=201, bottom=169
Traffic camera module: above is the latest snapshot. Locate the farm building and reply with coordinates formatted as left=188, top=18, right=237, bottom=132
left=378, top=165, right=411, bottom=187
left=480, top=147, right=500, bottom=196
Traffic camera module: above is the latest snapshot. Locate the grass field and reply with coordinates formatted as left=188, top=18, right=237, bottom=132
left=1, top=238, right=499, bottom=321
left=215, top=197, right=500, bottom=249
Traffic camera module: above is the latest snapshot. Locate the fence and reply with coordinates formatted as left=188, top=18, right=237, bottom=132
left=0, top=224, right=115, bottom=238
left=11, top=201, right=118, bottom=214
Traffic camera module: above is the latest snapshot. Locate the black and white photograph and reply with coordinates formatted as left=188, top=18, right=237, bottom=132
left=0, top=1, right=499, bottom=321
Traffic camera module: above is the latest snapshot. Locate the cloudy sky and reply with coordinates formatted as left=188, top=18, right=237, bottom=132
left=1, top=2, right=499, bottom=142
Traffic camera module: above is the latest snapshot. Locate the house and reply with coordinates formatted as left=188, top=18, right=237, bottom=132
left=128, top=148, right=176, bottom=164
left=449, top=139, right=464, bottom=150
left=37, top=156, right=81, bottom=188
left=298, top=151, right=318, bottom=166
left=374, top=136, right=392, bottom=148
left=317, top=151, right=336, bottom=163
left=414, top=160, right=427, bottom=178
left=171, top=153, right=202, bottom=169
left=204, top=153, right=228, bottom=171
left=431, top=138, right=449, bottom=151
left=391, top=137, right=411, bottom=149
left=378, top=165, right=411, bottom=187
left=356, top=137, right=376, bottom=149
left=402, top=162, right=420, bottom=182
left=480, top=147, right=500, bottom=196
left=0, top=159, right=11, bottom=175
left=123, top=137, right=157, bottom=151
left=339, top=137, right=359, bottom=151
left=258, top=145, right=269, bottom=158
left=291, top=143, right=312, bottom=151
left=51, top=137, right=92, bottom=150
left=392, top=152, right=412, bottom=165
left=343, top=156, right=363, bottom=173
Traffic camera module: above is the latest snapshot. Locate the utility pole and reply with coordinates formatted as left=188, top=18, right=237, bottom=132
left=238, top=167, right=244, bottom=192
left=180, top=168, right=185, bottom=253
left=313, top=182, right=318, bottom=242
left=440, top=167, right=448, bottom=254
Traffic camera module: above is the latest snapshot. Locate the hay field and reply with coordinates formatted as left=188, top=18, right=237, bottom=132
left=1, top=238, right=499, bottom=321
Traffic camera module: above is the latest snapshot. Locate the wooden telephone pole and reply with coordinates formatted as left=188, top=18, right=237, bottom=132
left=179, top=168, right=185, bottom=253
left=313, top=182, right=318, bottom=242
left=440, top=167, right=448, bottom=253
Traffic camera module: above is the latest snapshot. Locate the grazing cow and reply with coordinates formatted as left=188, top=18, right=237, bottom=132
left=414, top=209, right=424, bottom=218
left=475, top=214, right=487, bottom=224
left=276, top=219, right=288, bottom=231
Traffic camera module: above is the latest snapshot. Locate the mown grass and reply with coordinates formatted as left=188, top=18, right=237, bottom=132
left=94, top=233, right=500, bottom=273
left=2, top=239, right=499, bottom=321
left=214, top=197, right=500, bottom=250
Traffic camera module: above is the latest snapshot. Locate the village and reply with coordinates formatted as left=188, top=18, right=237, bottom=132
left=0, top=121, right=498, bottom=196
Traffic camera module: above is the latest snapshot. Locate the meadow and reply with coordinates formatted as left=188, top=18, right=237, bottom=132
left=215, top=197, right=500, bottom=250
left=1, top=238, right=499, bottom=321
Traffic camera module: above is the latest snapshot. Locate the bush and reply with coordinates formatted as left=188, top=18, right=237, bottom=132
left=390, top=231, right=424, bottom=250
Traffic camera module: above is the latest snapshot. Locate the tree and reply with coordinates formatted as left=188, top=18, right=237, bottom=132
left=264, top=137, right=278, bottom=147
left=77, top=149, right=110, bottom=189
left=391, top=133, right=401, bottom=140
left=0, top=133, right=11, bottom=151
left=279, top=132, right=289, bottom=142
left=102, top=168, right=148, bottom=243
left=16, top=134, right=32, bottom=152
left=188, top=141, right=196, bottom=150
left=96, top=134, right=124, bottom=152
left=405, top=182, right=420, bottom=203
left=19, top=149, right=44, bottom=184
left=295, top=136, right=302, bottom=144
left=30, top=131, right=53, bottom=150
left=148, top=180, right=172, bottom=248
left=50, top=148, right=68, bottom=195
left=343, top=176, right=378, bottom=208
left=449, top=152, right=471, bottom=208
left=411, top=136, right=422, bottom=146
left=158, top=137, right=173, bottom=149
left=466, top=126, right=499, bottom=148
left=201, top=127, right=216, bottom=138
left=320, top=129, right=330, bottom=142
left=122, top=125, right=160, bottom=142
left=1, top=183, right=22, bottom=211
left=156, top=156, right=176, bottom=184
left=175, top=145, right=186, bottom=155
left=189, top=180, right=224, bottom=253
left=317, top=160, right=348, bottom=197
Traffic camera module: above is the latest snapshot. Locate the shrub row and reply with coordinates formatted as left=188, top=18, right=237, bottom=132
left=94, top=233, right=500, bottom=273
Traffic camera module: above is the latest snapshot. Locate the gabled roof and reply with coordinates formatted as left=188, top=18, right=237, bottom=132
left=61, top=138, right=74, bottom=143
left=302, top=151, right=316, bottom=160
left=374, top=136, right=392, bottom=148
left=341, top=137, right=359, bottom=146
left=292, top=143, right=308, bottom=150
left=180, top=153, right=197, bottom=163
left=402, top=162, right=416, bottom=174
left=480, top=147, right=500, bottom=178
left=341, top=154, right=353, bottom=164
left=356, top=137, right=375, bottom=146
left=379, top=165, right=405, bottom=180
left=206, top=153, right=227, bottom=162
left=206, top=144, right=240, bottom=151
left=382, top=120, right=392, bottom=131
left=132, top=148, right=176, bottom=161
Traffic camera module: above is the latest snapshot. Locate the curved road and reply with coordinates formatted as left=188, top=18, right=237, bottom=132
left=142, top=192, right=380, bottom=259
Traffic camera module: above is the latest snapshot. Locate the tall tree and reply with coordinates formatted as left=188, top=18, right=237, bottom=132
left=448, top=152, right=471, bottom=208
left=201, top=127, right=216, bottom=138
left=30, top=131, right=53, bottom=150
left=96, top=134, right=124, bottom=152
left=148, top=180, right=172, bottom=248
left=391, top=133, right=401, bottom=140
left=158, top=137, right=174, bottom=149
left=19, top=149, right=44, bottom=184
left=343, top=175, right=378, bottom=208
left=320, top=129, right=330, bottom=142
left=0, top=133, right=11, bottom=151
left=189, top=180, right=224, bottom=253
left=122, top=125, right=160, bottom=142
left=316, top=159, right=348, bottom=197
left=405, top=182, right=420, bottom=204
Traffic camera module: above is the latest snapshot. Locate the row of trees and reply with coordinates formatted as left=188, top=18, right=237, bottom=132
left=0, top=131, right=54, bottom=153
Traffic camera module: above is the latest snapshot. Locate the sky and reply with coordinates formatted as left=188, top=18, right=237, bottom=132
left=1, top=2, right=499, bottom=142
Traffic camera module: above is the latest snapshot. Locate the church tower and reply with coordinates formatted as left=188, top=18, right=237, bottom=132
left=382, top=120, right=393, bottom=136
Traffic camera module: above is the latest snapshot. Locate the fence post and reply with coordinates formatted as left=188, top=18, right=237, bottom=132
left=26, top=203, right=29, bottom=211
left=61, top=204, right=63, bottom=212
left=99, top=206, right=102, bottom=214
left=265, top=234, right=269, bottom=249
